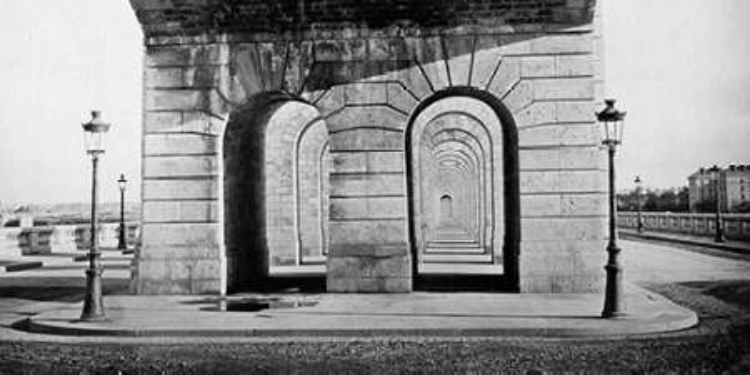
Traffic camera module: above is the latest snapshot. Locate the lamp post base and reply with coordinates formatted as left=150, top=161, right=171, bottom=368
left=714, top=229, right=724, bottom=243
left=602, top=311, right=627, bottom=319
left=602, top=244, right=625, bottom=319
left=714, top=224, right=725, bottom=243
left=80, top=266, right=106, bottom=321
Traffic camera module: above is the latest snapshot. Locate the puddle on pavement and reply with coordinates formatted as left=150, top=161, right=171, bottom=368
left=202, top=297, right=318, bottom=312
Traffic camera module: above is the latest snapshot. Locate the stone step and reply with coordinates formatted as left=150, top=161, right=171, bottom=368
left=427, top=241, right=481, bottom=248
left=431, top=237, right=476, bottom=243
left=434, top=227, right=473, bottom=234
left=269, top=264, right=326, bottom=277
left=422, top=253, right=493, bottom=263
left=428, top=237, right=478, bottom=244
left=418, top=263, right=503, bottom=275
left=425, top=246, right=485, bottom=254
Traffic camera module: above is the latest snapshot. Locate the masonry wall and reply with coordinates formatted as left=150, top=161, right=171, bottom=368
left=132, top=0, right=605, bottom=294
left=137, top=44, right=226, bottom=293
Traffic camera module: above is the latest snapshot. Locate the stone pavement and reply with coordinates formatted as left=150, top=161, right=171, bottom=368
left=623, top=234, right=750, bottom=284
left=20, top=285, right=697, bottom=338
left=6, top=236, right=750, bottom=341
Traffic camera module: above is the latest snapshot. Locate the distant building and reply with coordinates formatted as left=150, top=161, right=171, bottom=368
left=724, top=165, right=750, bottom=211
left=688, top=165, right=750, bottom=212
left=688, top=166, right=720, bottom=212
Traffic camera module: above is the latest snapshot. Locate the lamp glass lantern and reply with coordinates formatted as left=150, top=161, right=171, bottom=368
left=634, top=176, right=644, bottom=200
left=118, top=174, right=128, bottom=191
left=596, top=99, right=626, bottom=146
left=82, top=110, right=111, bottom=155
left=634, top=175, right=643, bottom=205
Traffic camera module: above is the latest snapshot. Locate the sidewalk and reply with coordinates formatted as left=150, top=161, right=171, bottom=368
left=620, top=229, right=750, bottom=254
left=22, top=284, right=697, bottom=338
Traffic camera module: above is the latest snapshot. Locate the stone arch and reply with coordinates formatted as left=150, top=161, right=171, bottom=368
left=405, top=87, right=520, bottom=291
left=223, top=91, right=330, bottom=292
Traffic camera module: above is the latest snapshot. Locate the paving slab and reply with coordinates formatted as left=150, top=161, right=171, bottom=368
left=0, top=259, right=43, bottom=273
left=24, top=285, right=697, bottom=338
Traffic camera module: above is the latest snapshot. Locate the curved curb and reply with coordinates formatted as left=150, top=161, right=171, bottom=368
left=21, top=309, right=699, bottom=339
left=16, top=286, right=701, bottom=341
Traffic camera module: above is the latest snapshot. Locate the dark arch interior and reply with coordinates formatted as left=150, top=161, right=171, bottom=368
left=223, top=92, right=325, bottom=292
left=405, top=87, right=521, bottom=292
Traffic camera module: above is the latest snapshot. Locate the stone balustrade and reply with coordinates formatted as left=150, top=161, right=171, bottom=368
left=0, top=223, right=140, bottom=258
left=618, top=212, right=750, bottom=241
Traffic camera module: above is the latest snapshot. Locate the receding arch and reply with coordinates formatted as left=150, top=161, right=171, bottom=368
left=223, top=91, right=330, bottom=292
left=439, top=195, right=454, bottom=222
left=405, top=87, right=520, bottom=292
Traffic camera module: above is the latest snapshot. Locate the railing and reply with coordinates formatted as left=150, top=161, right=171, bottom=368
left=618, top=212, right=750, bottom=241
left=0, top=223, right=140, bottom=258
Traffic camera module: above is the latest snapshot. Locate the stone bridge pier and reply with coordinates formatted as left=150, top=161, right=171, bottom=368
left=129, top=0, right=607, bottom=294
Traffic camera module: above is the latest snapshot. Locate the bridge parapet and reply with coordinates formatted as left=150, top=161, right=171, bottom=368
left=0, top=223, right=140, bottom=257
left=619, top=212, right=750, bottom=241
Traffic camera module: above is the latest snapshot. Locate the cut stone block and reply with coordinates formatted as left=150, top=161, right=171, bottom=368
left=142, top=179, right=218, bottom=200
left=144, top=134, right=217, bottom=156
left=330, top=129, right=404, bottom=151
left=330, top=173, right=405, bottom=197
left=142, top=200, right=219, bottom=223
left=329, top=220, right=407, bottom=245
left=143, top=155, right=218, bottom=178
left=145, top=89, right=208, bottom=111
left=326, top=106, right=408, bottom=133
left=332, top=151, right=404, bottom=174
left=141, top=223, right=220, bottom=247
left=330, top=197, right=406, bottom=220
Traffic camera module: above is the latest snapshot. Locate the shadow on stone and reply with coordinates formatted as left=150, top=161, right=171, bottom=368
left=182, top=295, right=320, bottom=312
left=415, top=275, right=515, bottom=292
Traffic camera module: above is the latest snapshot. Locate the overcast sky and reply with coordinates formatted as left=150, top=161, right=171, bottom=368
left=0, top=0, right=141, bottom=205
left=604, top=0, right=750, bottom=191
left=0, top=0, right=749, bottom=204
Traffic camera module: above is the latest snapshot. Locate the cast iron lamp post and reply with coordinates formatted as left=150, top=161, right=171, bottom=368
left=81, top=110, right=110, bottom=321
left=711, top=167, right=725, bottom=243
left=117, top=174, right=128, bottom=250
left=635, top=175, right=644, bottom=233
left=597, top=99, right=626, bottom=318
